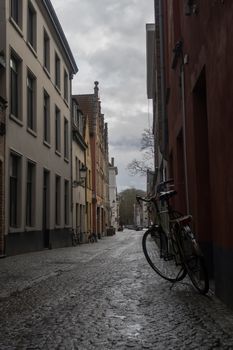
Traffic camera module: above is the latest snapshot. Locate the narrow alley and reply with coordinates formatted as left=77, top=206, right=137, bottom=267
left=1, top=230, right=233, bottom=349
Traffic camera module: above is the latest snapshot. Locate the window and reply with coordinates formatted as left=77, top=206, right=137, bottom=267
left=64, top=118, right=69, bottom=159
left=43, top=90, right=50, bottom=143
left=11, top=0, right=22, bottom=27
left=27, top=70, right=36, bottom=131
left=27, top=2, right=37, bottom=50
left=64, top=180, right=69, bottom=225
left=43, top=30, right=50, bottom=72
left=9, top=153, right=21, bottom=227
left=75, top=157, right=78, bottom=180
left=55, top=53, right=60, bottom=89
left=64, top=70, right=68, bottom=101
left=55, top=175, right=61, bottom=225
left=26, top=162, right=35, bottom=227
left=55, top=106, right=61, bottom=152
left=73, top=102, right=78, bottom=127
left=10, top=54, right=21, bottom=119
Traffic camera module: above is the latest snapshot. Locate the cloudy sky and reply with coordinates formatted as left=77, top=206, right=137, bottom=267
left=51, top=0, right=154, bottom=192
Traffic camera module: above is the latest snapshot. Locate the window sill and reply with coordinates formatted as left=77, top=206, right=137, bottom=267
left=9, top=114, right=23, bottom=126
left=55, top=150, right=61, bottom=157
left=63, top=98, right=69, bottom=108
left=9, top=17, right=23, bottom=37
left=9, top=227, right=22, bottom=233
left=25, top=226, right=35, bottom=231
left=43, top=66, right=51, bottom=79
left=27, top=127, right=37, bottom=138
left=43, top=140, right=51, bottom=148
left=27, top=41, right=37, bottom=58
left=55, top=225, right=61, bottom=229
left=55, top=85, right=61, bottom=95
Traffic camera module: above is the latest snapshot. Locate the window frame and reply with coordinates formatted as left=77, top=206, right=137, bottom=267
left=43, top=29, right=50, bottom=72
left=10, top=52, right=22, bottom=120
left=27, top=1, right=37, bottom=50
left=43, top=89, right=50, bottom=143
left=55, top=106, right=61, bottom=153
left=55, top=175, right=61, bottom=226
left=64, top=180, right=69, bottom=225
left=27, top=69, right=36, bottom=132
left=64, top=117, right=69, bottom=159
left=26, top=161, right=36, bottom=227
left=55, top=52, right=61, bottom=90
left=9, top=152, right=21, bottom=228
left=64, top=69, right=68, bottom=102
left=10, top=0, right=22, bottom=28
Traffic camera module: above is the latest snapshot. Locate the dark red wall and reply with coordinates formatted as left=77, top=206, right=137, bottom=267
left=164, top=0, right=233, bottom=307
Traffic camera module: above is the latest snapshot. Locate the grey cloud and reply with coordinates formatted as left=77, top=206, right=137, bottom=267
left=51, top=0, right=154, bottom=190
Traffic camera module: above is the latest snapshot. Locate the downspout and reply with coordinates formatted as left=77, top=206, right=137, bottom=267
left=180, top=60, right=190, bottom=214
left=180, top=47, right=189, bottom=214
left=172, top=40, right=190, bottom=214
left=158, top=0, right=166, bottom=179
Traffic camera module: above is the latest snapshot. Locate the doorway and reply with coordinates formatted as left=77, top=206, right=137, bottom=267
left=43, top=170, right=50, bottom=248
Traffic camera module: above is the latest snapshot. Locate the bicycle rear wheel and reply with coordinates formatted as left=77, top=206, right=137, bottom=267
left=142, top=227, right=186, bottom=282
left=180, top=227, right=209, bottom=294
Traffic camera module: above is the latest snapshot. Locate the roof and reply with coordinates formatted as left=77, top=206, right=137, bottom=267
left=41, top=0, right=78, bottom=74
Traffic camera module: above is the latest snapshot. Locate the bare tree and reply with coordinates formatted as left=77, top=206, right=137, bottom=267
left=127, top=128, right=154, bottom=176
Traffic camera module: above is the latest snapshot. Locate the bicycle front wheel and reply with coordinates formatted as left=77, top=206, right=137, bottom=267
left=142, top=228, right=186, bottom=282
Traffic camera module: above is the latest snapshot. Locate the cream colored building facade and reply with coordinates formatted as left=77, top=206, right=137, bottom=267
left=71, top=98, right=87, bottom=242
left=84, top=114, right=93, bottom=237
left=1, top=0, right=77, bottom=255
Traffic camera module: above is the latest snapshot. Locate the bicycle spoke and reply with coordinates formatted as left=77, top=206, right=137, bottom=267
left=142, top=229, right=186, bottom=282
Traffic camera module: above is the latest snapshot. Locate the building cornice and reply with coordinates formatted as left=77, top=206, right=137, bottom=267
left=40, top=0, right=78, bottom=74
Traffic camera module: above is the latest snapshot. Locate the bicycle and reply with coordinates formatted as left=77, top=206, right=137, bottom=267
left=136, top=179, right=209, bottom=294
left=88, top=231, right=98, bottom=243
left=71, top=227, right=81, bottom=246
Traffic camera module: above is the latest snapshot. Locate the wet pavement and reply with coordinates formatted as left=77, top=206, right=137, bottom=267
left=1, top=229, right=233, bottom=349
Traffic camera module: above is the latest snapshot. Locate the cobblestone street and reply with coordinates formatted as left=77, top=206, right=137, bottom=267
left=1, top=230, right=233, bottom=349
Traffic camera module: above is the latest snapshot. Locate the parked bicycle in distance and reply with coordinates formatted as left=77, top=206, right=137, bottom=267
left=71, top=227, right=82, bottom=246
left=136, top=179, right=209, bottom=295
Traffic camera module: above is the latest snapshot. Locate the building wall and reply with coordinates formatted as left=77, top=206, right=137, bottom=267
left=164, top=0, right=233, bottom=307
left=84, top=115, right=93, bottom=236
left=4, top=0, right=77, bottom=254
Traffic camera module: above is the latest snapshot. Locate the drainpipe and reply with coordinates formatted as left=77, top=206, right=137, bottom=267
left=180, top=61, right=190, bottom=214
left=171, top=40, right=190, bottom=214
left=158, top=0, right=167, bottom=178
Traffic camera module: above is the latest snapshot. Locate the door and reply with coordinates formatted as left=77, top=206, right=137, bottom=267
left=43, top=170, right=50, bottom=248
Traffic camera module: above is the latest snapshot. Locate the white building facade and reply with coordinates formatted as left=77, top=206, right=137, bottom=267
left=1, top=0, right=78, bottom=255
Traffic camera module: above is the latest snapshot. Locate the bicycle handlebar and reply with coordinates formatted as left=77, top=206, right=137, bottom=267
left=157, top=178, right=174, bottom=193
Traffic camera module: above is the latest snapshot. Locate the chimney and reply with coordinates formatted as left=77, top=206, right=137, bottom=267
left=94, top=81, right=99, bottom=97
left=111, top=157, right=114, bottom=166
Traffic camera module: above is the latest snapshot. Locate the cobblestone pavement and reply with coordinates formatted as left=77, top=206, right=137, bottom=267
left=1, top=230, right=233, bottom=349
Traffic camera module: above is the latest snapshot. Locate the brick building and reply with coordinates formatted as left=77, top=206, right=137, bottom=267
left=148, top=0, right=233, bottom=308
left=75, top=82, right=110, bottom=238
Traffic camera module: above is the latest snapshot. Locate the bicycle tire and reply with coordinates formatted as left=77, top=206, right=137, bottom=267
left=180, top=227, right=209, bottom=294
left=142, top=227, right=186, bottom=282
